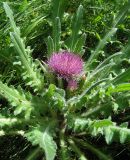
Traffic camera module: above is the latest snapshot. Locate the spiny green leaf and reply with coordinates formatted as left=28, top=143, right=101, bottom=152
left=120, top=130, right=128, bottom=144
left=47, top=36, right=54, bottom=56
left=0, top=81, right=32, bottom=119
left=95, top=52, right=123, bottom=70
left=74, top=33, right=86, bottom=55
left=88, top=63, right=115, bottom=81
left=112, top=68, right=130, bottom=84
left=104, top=127, right=114, bottom=144
left=25, top=126, right=57, bottom=160
left=41, top=127, right=57, bottom=160
left=53, top=17, right=61, bottom=52
left=86, top=28, right=117, bottom=68
left=42, top=84, right=66, bottom=110
left=67, top=5, right=83, bottom=52
left=3, top=2, right=20, bottom=35
left=81, top=78, right=108, bottom=98
left=72, top=118, right=130, bottom=144
left=107, top=83, right=130, bottom=94
left=3, top=2, right=44, bottom=92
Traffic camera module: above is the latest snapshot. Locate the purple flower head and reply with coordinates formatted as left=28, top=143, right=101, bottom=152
left=48, top=51, right=83, bottom=79
left=67, top=80, right=78, bottom=91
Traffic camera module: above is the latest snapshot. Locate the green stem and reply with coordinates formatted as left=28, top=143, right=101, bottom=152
left=81, top=105, right=104, bottom=117
left=60, top=127, right=68, bottom=160
left=26, top=147, right=42, bottom=160
left=58, top=78, right=63, bottom=88
left=68, top=139, right=88, bottom=160
left=73, top=138, right=112, bottom=160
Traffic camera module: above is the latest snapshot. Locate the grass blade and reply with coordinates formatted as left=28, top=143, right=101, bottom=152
left=86, top=1, right=130, bottom=68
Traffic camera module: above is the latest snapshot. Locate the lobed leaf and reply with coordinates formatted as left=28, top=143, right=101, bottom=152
left=25, top=125, right=57, bottom=160
left=72, top=118, right=130, bottom=144
left=0, top=81, right=32, bottom=119
left=66, top=5, right=84, bottom=52
left=3, top=2, right=44, bottom=92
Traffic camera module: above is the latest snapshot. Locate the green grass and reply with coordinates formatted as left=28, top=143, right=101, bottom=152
left=0, top=0, right=130, bottom=160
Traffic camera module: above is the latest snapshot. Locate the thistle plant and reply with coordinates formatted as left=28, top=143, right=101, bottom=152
left=0, top=0, right=130, bottom=160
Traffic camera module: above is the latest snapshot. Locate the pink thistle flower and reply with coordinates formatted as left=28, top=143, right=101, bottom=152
left=48, top=51, right=83, bottom=79
left=67, top=80, right=78, bottom=91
